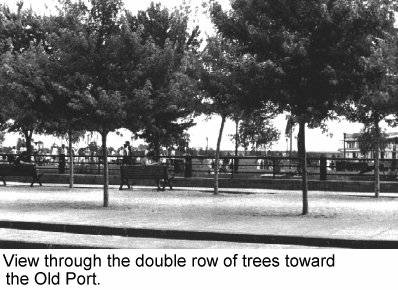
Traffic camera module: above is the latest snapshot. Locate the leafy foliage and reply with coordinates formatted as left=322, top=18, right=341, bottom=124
left=0, top=44, right=52, bottom=153
left=357, top=128, right=388, bottom=156
left=0, top=3, right=48, bottom=153
left=200, top=36, right=242, bottom=117
left=46, top=0, right=133, bottom=135
left=234, top=115, right=280, bottom=152
left=126, top=3, right=201, bottom=156
left=0, top=131, right=4, bottom=146
left=0, top=2, right=45, bottom=54
left=44, top=0, right=143, bottom=206
left=210, top=0, right=397, bottom=122
left=341, top=39, right=398, bottom=126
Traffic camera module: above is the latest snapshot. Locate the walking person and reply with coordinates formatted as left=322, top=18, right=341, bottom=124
left=122, top=141, right=132, bottom=165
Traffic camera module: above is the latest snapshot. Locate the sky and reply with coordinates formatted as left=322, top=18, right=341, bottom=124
left=0, top=0, right=392, bottom=152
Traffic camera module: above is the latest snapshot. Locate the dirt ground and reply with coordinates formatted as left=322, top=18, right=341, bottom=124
left=0, top=183, right=398, bottom=248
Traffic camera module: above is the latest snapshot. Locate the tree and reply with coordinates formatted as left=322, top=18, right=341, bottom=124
left=200, top=36, right=246, bottom=194
left=126, top=3, right=201, bottom=158
left=37, top=12, right=99, bottom=188
left=48, top=0, right=144, bottom=206
left=340, top=39, right=398, bottom=197
left=0, top=44, right=51, bottom=155
left=211, top=0, right=397, bottom=214
left=232, top=108, right=280, bottom=152
left=357, top=129, right=389, bottom=157
left=0, top=3, right=47, bottom=155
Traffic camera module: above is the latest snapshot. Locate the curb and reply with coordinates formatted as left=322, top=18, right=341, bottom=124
left=0, top=239, right=104, bottom=249
left=0, top=220, right=397, bottom=249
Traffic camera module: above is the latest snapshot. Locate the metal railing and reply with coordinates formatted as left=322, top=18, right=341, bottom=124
left=1, top=153, right=397, bottom=181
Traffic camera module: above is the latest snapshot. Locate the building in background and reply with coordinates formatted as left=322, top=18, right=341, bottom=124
left=341, top=132, right=398, bottom=159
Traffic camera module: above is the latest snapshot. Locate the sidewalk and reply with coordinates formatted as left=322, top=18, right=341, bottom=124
left=0, top=183, right=398, bottom=248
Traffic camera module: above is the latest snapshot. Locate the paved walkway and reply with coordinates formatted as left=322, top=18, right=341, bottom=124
left=0, top=183, right=398, bottom=248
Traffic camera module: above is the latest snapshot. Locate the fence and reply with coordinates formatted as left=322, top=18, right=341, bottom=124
left=1, top=153, right=397, bottom=181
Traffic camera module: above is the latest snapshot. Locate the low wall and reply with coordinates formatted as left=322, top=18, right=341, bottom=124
left=4, top=174, right=398, bottom=193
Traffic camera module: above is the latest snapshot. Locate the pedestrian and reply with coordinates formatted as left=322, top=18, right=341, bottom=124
left=122, top=141, right=133, bottom=165
left=222, top=153, right=230, bottom=173
left=140, top=150, right=151, bottom=165
left=58, top=144, right=67, bottom=174
left=330, top=155, right=336, bottom=172
left=7, top=148, right=16, bottom=164
left=14, top=150, right=32, bottom=165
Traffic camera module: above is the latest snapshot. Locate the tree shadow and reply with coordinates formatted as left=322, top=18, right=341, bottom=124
left=0, top=201, right=133, bottom=211
left=345, top=194, right=398, bottom=199
left=197, top=189, right=276, bottom=195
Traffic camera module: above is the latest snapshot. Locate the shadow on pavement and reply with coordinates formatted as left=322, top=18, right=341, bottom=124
left=0, top=220, right=397, bottom=249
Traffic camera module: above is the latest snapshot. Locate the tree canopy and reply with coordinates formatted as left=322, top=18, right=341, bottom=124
left=211, top=0, right=397, bottom=121
left=0, top=3, right=48, bottom=154
left=126, top=3, right=202, bottom=157
left=235, top=111, right=280, bottom=152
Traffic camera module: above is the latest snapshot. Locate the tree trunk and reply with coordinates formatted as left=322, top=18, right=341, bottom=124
left=233, top=119, right=239, bottom=176
left=290, top=129, right=293, bottom=157
left=68, top=130, right=74, bottom=188
left=298, top=117, right=308, bottom=215
left=101, top=131, right=109, bottom=207
left=24, top=130, right=33, bottom=156
left=374, top=120, right=380, bottom=198
left=214, top=115, right=226, bottom=195
left=235, top=119, right=239, bottom=157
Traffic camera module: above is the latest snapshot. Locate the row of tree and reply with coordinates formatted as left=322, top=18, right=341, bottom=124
left=1, top=0, right=398, bottom=214
left=205, top=0, right=398, bottom=213
left=0, top=0, right=280, bottom=206
left=0, top=1, right=205, bottom=207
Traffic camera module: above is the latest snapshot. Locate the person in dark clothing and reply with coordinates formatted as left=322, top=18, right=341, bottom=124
left=14, top=151, right=32, bottom=165
left=330, top=155, right=336, bottom=172
left=7, top=154, right=16, bottom=164
left=122, top=141, right=133, bottom=165
left=222, top=154, right=230, bottom=173
left=58, top=144, right=66, bottom=173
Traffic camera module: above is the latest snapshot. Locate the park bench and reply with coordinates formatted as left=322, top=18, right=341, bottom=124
left=0, top=163, right=43, bottom=187
left=119, top=164, right=173, bottom=191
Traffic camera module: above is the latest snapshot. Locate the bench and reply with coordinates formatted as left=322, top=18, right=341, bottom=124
left=119, top=164, right=173, bottom=190
left=0, top=163, right=43, bottom=187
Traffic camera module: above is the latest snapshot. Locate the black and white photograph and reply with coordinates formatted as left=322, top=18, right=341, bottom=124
left=1, top=0, right=398, bottom=253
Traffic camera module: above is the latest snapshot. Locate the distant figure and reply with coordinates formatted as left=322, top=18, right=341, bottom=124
left=122, top=141, right=133, bottom=165
left=14, top=151, right=32, bottom=165
left=140, top=150, right=151, bottom=166
left=330, top=155, right=336, bottom=172
left=233, top=154, right=240, bottom=173
left=209, top=159, right=215, bottom=174
left=58, top=144, right=66, bottom=173
left=84, top=148, right=90, bottom=161
left=222, top=154, right=230, bottom=173
left=7, top=154, right=15, bottom=164
left=257, top=159, right=263, bottom=170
